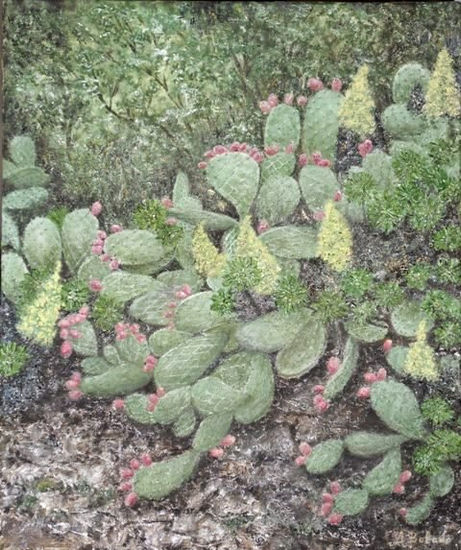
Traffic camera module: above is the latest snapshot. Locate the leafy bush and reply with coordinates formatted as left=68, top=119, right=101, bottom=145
left=0, top=342, right=28, bottom=378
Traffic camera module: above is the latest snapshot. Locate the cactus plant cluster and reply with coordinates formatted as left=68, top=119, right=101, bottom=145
left=300, top=379, right=457, bottom=526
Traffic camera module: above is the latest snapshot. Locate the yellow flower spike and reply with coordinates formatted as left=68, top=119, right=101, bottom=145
left=192, top=223, right=227, bottom=278
left=424, top=49, right=460, bottom=118
left=403, top=320, right=439, bottom=381
left=317, top=201, right=352, bottom=272
left=338, top=65, right=376, bottom=137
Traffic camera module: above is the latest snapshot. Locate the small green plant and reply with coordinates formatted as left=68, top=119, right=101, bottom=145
left=222, top=257, right=262, bottom=292
left=432, top=226, right=461, bottom=252
left=422, top=290, right=460, bottom=321
left=413, top=429, right=461, bottom=476
left=433, top=321, right=461, bottom=349
left=405, top=263, right=432, bottom=290
left=92, top=295, right=124, bottom=331
left=341, top=268, right=373, bottom=299
left=421, top=397, right=455, bottom=427
left=210, top=287, right=235, bottom=316
left=0, top=341, right=28, bottom=377
left=372, top=282, right=405, bottom=309
left=47, top=206, right=70, bottom=230
left=133, top=199, right=183, bottom=248
left=61, top=278, right=90, bottom=312
left=312, top=290, right=348, bottom=323
left=435, top=257, right=461, bottom=285
left=274, top=272, right=308, bottom=313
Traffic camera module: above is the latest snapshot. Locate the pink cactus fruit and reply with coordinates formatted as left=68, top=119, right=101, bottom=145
left=110, top=224, right=123, bottom=233
left=311, top=151, right=322, bottom=164
left=197, top=161, right=207, bottom=170
left=69, top=330, right=81, bottom=339
left=209, top=447, right=224, bottom=459
left=399, top=470, right=412, bottom=484
left=307, top=78, right=324, bottom=92
left=60, top=328, right=69, bottom=340
left=156, top=387, right=166, bottom=398
left=356, top=386, right=371, bottom=399
left=284, top=93, right=294, bottom=105
left=90, top=201, right=102, bottom=216
left=140, top=454, right=152, bottom=466
left=71, top=372, right=82, bottom=383
left=313, top=384, right=325, bottom=394
left=358, top=139, right=373, bottom=158
left=333, top=190, right=342, bottom=202
left=295, top=455, right=307, bottom=466
left=68, top=390, right=83, bottom=401
left=297, top=95, right=308, bottom=107
left=298, top=153, right=308, bottom=167
left=213, top=145, right=228, bottom=155
left=112, top=398, right=125, bottom=410
left=65, top=379, right=79, bottom=390
left=257, top=219, right=270, bottom=234
left=110, top=258, right=120, bottom=271
left=238, top=143, right=248, bottom=152
left=298, top=442, right=312, bottom=457
left=363, top=372, right=378, bottom=384
left=330, top=481, right=342, bottom=495
left=121, top=468, right=134, bottom=479
left=322, top=492, right=334, bottom=503
left=124, top=492, right=138, bottom=507
left=119, top=482, right=132, bottom=492
left=331, top=78, right=343, bottom=92
left=267, top=93, right=279, bottom=108
left=285, top=143, right=294, bottom=154
left=58, top=318, right=71, bottom=329
left=328, top=513, right=343, bottom=526
left=259, top=100, right=271, bottom=115
left=165, top=217, right=177, bottom=226
left=320, top=501, right=334, bottom=517
left=382, top=339, right=393, bottom=353
left=91, top=244, right=103, bottom=255
left=129, top=459, right=140, bottom=470
left=89, top=279, right=103, bottom=292
left=317, top=159, right=331, bottom=167
left=79, top=305, right=90, bottom=318
left=60, top=340, right=73, bottom=359
left=264, top=145, right=280, bottom=156
left=399, top=508, right=407, bottom=518
left=220, top=434, right=236, bottom=448
left=376, top=368, right=388, bottom=381
left=327, top=356, right=340, bottom=375
left=313, top=394, right=330, bottom=413
left=229, top=142, right=240, bottom=152
left=393, top=483, right=405, bottom=494
left=161, top=197, right=173, bottom=209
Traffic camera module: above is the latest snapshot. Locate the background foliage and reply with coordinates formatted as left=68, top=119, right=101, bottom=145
left=3, top=0, right=460, bottom=221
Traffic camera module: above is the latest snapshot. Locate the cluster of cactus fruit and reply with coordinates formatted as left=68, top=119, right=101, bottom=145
left=297, top=378, right=456, bottom=526
left=1, top=52, right=459, bottom=523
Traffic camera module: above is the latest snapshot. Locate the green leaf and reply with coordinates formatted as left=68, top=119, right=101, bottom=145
left=429, top=463, right=454, bottom=497
left=362, top=448, right=402, bottom=495
left=10, top=136, right=36, bottom=166
left=174, top=291, right=230, bottom=333
left=255, top=176, right=300, bottom=224
left=23, top=217, right=62, bottom=271
left=323, top=337, right=359, bottom=400
left=149, top=328, right=193, bottom=357
left=192, top=413, right=233, bottom=451
left=3, top=187, right=49, bottom=211
left=305, top=439, right=344, bottom=474
left=68, top=320, right=98, bottom=357
left=101, top=271, right=158, bottom=304
left=391, top=300, right=434, bottom=337
left=104, top=229, right=165, bottom=266
left=264, top=104, right=301, bottom=148
left=299, top=165, right=339, bottom=212
left=61, top=209, right=99, bottom=274
left=1, top=252, right=29, bottom=303
left=344, top=320, right=388, bottom=343
left=333, top=488, right=369, bottom=516
left=1, top=211, right=20, bottom=250
left=259, top=225, right=318, bottom=259
left=385, top=345, right=409, bottom=375
left=192, top=377, right=242, bottom=416
left=345, top=432, right=407, bottom=458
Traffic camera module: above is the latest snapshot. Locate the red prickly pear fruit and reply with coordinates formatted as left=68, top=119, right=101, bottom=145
left=161, top=197, right=173, bottom=209
left=363, top=372, right=378, bottom=384
left=110, top=259, right=120, bottom=271
left=317, top=158, right=331, bottom=167
left=60, top=341, right=73, bottom=359
left=145, top=355, right=158, bottom=366
left=264, top=145, right=280, bottom=156
left=110, top=224, right=123, bottom=233
left=71, top=371, right=82, bottom=383
left=146, top=401, right=156, bottom=412
left=101, top=253, right=111, bottom=263
left=358, top=139, right=373, bottom=158
left=181, top=284, right=192, bottom=297
left=298, top=153, right=308, bottom=167
left=91, top=244, right=103, bottom=255
left=119, top=482, right=132, bottom=492
left=156, top=387, right=166, bottom=398
left=267, top=93, right=279, bottom=107
left=327, top=357, right=340, bottom=375
left=97, top=230, right=107, bottom=240
left=327, top=513, right=343, bottom=525
left=307, top=78, right=324, bottom=92
left=69, top=330, right=82, bottom=339
left=382, top=339, right=393, bottom=353
left=330, top=481, right=342, bottom=495
left=220, top=434, right=236, bottom=448
left=74, top=314, right=85, bottom=324
left=112, top=398, right=125, bottom=410
left=313, top=385, right=325, bottom=394
left=68, top=390, right=83, bottom=401
left=285, top=143, right=294, bottom=154
left=58, top=318, right=71, bottom=329
left=213, top=145, right=228, bottom=155
left=311, top=152, right=322, bottom=163
left=399, top=507, right=407, bottom=517
left=124, top=492, right=138, bottom=507
left=91, top=201, right=102, bottom=216
left=121, top=468, right=134, bottom=479
left=65, top=379, right=79, bottom=390
left=297, top=95, right=308, bottom=107
left=393, top=483, right=405, bottom=494
left=60, top=328, right=69, bottom=340
left=130, top=459, right=140, bottom=470
left=141, top=454, right=152, bottom=466
left=257, top=220, right=270, bottom=234
left=79, top=305, right=90, bottom=317
left=320, top=501, right=334, bottom=517
left=399, top=470, right=412, bottom=484
left=208, top=447, right=224, bottom=459
left=295, top=455, right=307, bottom=466
left=331, top=78, right=343, bottom=92
left=284, top=93, right=294, bottom=105
left=143, top=363, right=155, bottom=373
left=259, top=100, right=271, bottom=114
left=148, top=393, right=159, bottom=405
left=333, top=190, right=342, bottom=202
left=322, top=493, right=334, bottom=503
left=89, top=279, right=103, bottom=292
left=197, top=161, right=207, bottom=170
left=229, top=142, right=240, bottom=152
left=313, top=394, right=330, bottom=413
left=356, top=386, right=371, bottom=399
left=376, top=368, right=388, bottom=381
left=165, top=217, right=177, bottom=226
left=163, top=310, right=174, bottom=319
left=238, top=143, right=248, bottom=152
left=168, top=301, right=177, bottom=309
left=251, top=151, right=264, bottom=164
left=135, top=334, right=146, bottom=343
left=299, top=442, right=312, bottom=456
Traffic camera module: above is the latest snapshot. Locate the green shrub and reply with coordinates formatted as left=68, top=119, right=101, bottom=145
left=0, top=341, right=28, bottom=377
left=92, top=295, right=124, bottom=331
left=274, top=272, right=308, bottom=313
left=61, top=278, right=90, bottom=312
